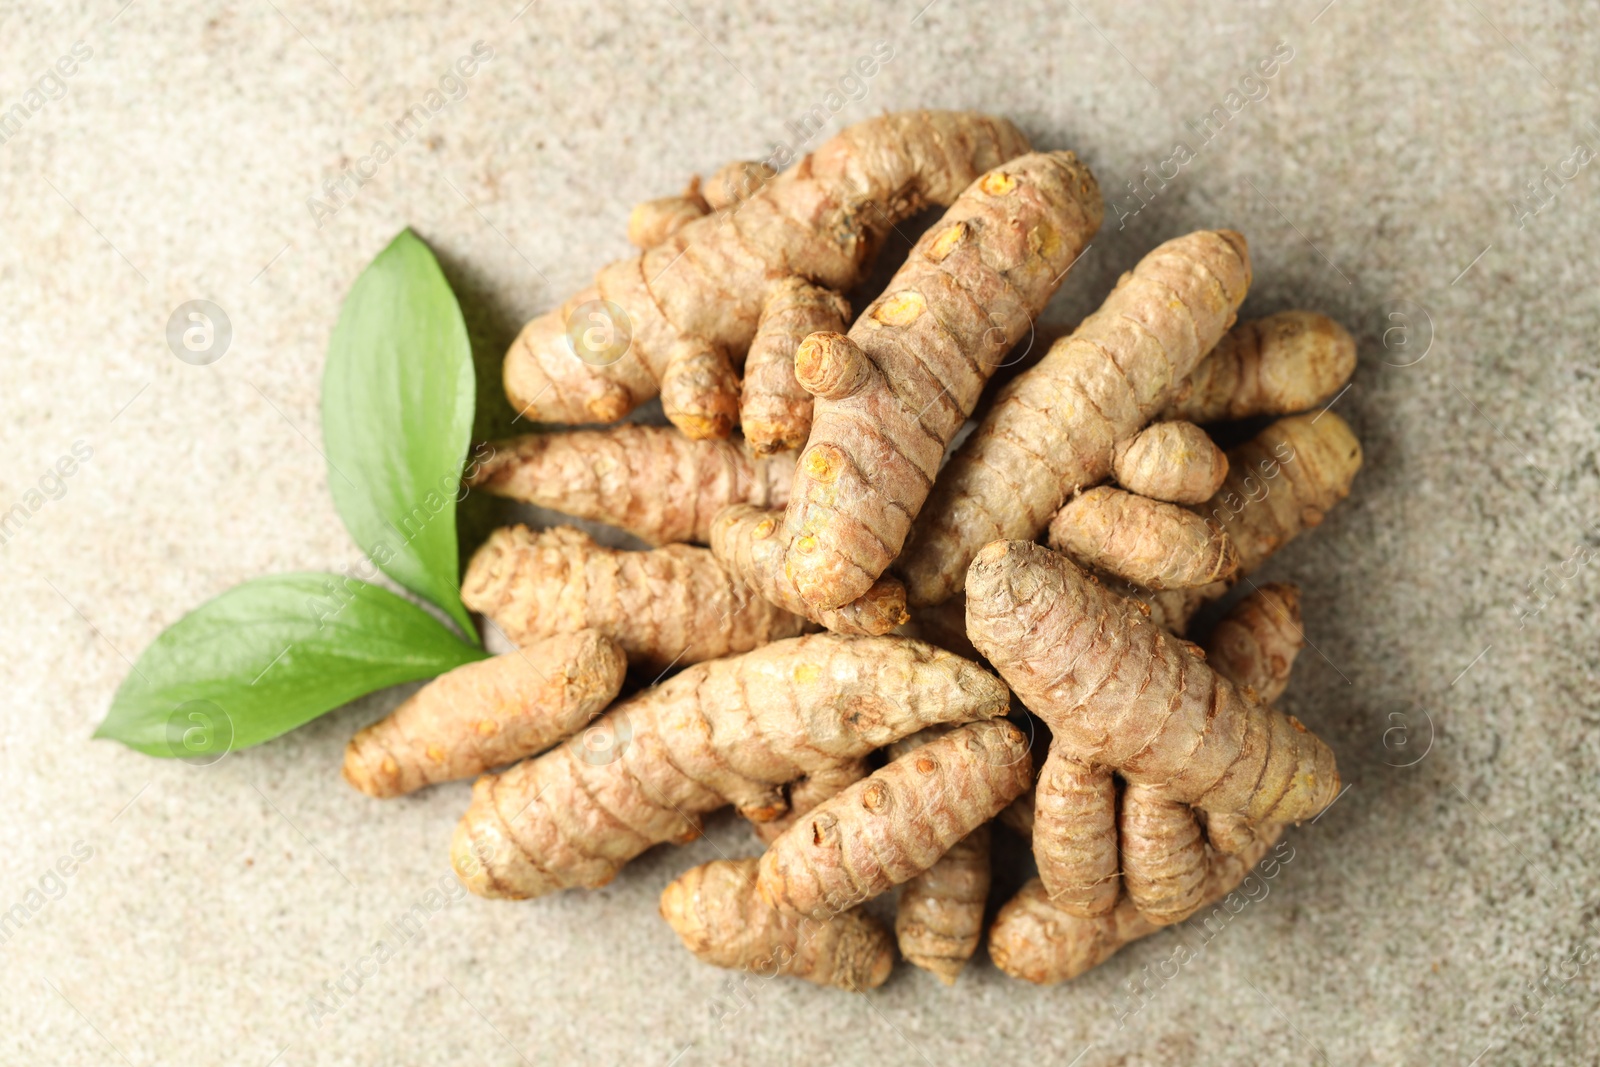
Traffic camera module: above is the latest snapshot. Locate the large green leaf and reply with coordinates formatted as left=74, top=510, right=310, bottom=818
left=95, top=574, right=488, bottom=757
left=322, top=228, right=478, bottom=639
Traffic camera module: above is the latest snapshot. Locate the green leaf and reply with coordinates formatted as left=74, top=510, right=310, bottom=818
left=322, top=228, right=478, bottom=640
left=95, top=574, right=488, bottom=757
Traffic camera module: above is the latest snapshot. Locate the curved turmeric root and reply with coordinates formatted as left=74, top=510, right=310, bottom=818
left=889, top=727, right=991, bottom=984
left=757, top=720, right=1032, bottom=917
left=758, top=152, right=1102, bottom=613
left=711, top=505, right=909, bottom=636
left=467, top=426, right=796, bottom=547
left=504, top=110, right=1034, bottom=436
left=1047, top=486, right=1239, bottom=591
left=1160, top=310, right=1356, bottom=424
left=1032, top=744, right=1119, bottom=917
left=1112, top=420, right=1229, bottom=505
left=660, top=859, right=894, bottom=991
left=452, top=634, right=1009, bottom=899
left=1118, top=781, right=1208, bottom=925
left=461, top=525, right=805, bottom=672
left=343, top=634, right=625, bottom=798
left=989, top=825, right=1284, bottom=984
left=965, top=540, right=1339, bottom=824
left=900, top=229, right=1252, bottom=608
left=739, top=278, right=852, bottom=456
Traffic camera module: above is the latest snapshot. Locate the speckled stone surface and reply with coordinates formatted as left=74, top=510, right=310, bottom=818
left=3, top=1, right=1598, bottom=1064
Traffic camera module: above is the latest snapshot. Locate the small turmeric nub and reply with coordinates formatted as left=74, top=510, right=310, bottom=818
left=1112, top=420, right=1229, bottom=504
left=739, top=279, right=851, bottom=455
left=627, top=178, right=710, bottom=249
left=895, top=826, right=990, bottom=985
left=889, top=726, right=992, bottom=984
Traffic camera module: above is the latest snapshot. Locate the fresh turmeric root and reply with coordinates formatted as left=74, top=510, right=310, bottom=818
left=702, top=159, right=771, bottom=210
left=1032, top=745, right=1119, bottom=917
left=452, top=634, right=1009, bottom=899
left=888, top=727, right=991, bottom=984
left=1205, top=582, right=1305, bottom=704
left=744, top=151, right=1102, bottom=615
left=660, top=858, right=894, bottom=991
left=757, top=720, right=1031, bottom=918
left=1001, top=567, right=1315, bottom=959
left=1200, top=411, right=1363, bottom=578
left=1047, top=486, right=1239, bottom=590
left=343, top=633, right=625, bottom=798
left=503, top=111, right=1035, bottom=437
left=1192, top=581, right=1307, bottom=853
left=1118, top=781, right=1208, bottom=925
left=894, top=826, right=990, bottom=985
left=467, top=425, right=797, bottom=546
left=460, top=525, right=805, bottom=672
left=711, top=505, right=909, bottom=635
left=1117, top=411, right=1363, bottom=635
left=965, top=540, right=1339, bottom=824
left=899, top=229, right=1252, bottom=608
left=1112, top=420, right=1229, bottom=504
left=1160, top=310, right=1356, bottom=424
left=739, top=279, right=852, bottom=456
left=988, top=824, right=1284, bottom=984
left=989, top=577, right=1310, bottom=973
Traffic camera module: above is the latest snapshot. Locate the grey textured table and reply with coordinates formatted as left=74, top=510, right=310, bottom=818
left=3, top=1, right=1597, bottom=1064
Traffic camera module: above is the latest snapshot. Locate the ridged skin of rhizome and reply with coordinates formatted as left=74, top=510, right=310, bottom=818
left=964, top=540, right=1339, bottom=824
left=503, top=111, right=1034, bottom=433
left=452, top=633, right=1010, bottom=899
left=461, top=525, right=807, bottom=672
left=899, top=229, right=1252, bottom=607
left=660, top=858, right=894, bottom=991
left=990, top=826, right=1284, bottom=984
left=468, top=425, right=797, bottom=546
left=767, top=151, right=1104, bottom=614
